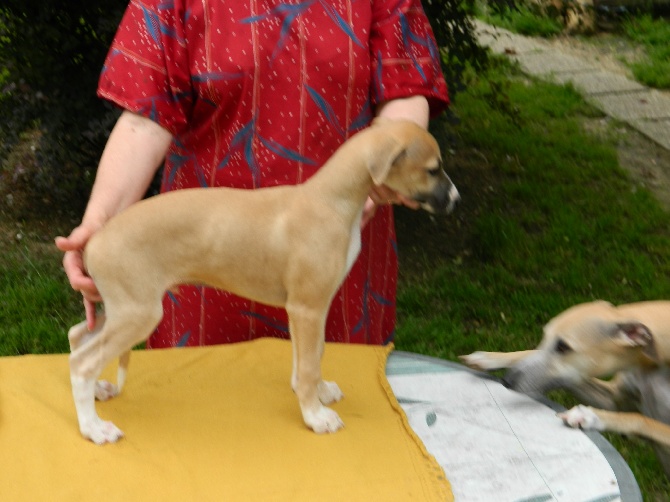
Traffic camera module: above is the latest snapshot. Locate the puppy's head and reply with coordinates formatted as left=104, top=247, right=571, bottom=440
left=504, top=301, right=659, bottom=395
left=368, top=119, right=459, bottom=214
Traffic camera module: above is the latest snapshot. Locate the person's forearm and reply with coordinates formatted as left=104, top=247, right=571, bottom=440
left=375, top=95, right=430, bottom=129
left=82, top=111, right=173, bottom=229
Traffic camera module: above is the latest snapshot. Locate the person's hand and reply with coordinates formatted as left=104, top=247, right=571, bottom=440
left=361, top=185, right=420, bottom=228
left=55, top=224, right=102, bottom=330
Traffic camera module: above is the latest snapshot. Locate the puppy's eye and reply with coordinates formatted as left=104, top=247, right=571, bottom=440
left=555, top=339, right=573, bottom=355
left=427, top=167, right=441, bottom=176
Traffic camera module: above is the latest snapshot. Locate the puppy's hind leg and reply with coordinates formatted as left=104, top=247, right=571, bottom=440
left=95, top=350, right=131, bottom=401
left=67, top=315, right=130, bottom=401
left=69, top=305, right=162, bottom=444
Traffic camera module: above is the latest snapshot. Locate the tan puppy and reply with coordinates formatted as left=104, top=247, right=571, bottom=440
left=461, top=301, right=670, bottom=476
left=67, top=119, right=459, bottom=444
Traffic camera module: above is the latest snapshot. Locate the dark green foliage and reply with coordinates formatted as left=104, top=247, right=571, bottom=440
left=0, top=1, right=126, bottom=218
left=423, top=0, right=490, bottom=97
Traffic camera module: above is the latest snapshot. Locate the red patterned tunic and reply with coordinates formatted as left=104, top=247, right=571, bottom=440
left=98, top=0, right=448, bottom=347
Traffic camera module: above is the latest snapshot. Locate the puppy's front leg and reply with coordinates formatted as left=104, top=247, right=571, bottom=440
left=559, top=406, right=670, bottom=448
left=459, top=350, right=537, bottom=371
left=288, top=305, right=344, bottom=434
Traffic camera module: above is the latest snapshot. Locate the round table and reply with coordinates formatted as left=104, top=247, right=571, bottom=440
left=386, top=351, right=641, bottom=502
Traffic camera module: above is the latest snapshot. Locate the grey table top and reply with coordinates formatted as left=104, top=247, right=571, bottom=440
left=386, top=351, right=641, bottom=502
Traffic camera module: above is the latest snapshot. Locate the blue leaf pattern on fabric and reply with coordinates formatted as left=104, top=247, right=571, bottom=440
left=398, top=13, right=427, bottom=82
left=194, top=162, right=209, bottom=188
left=166, top=152, right=193, bottom=186
left=390, top=237, right=398, bottom=256
left=352, top=279, right=371, bottom=335
left=305, top=85, right=345, bottom=138
left=259, top=137, right=316, bottom=165
left=100, top=49, right=121, bottom=77
left=192, top=72, right=245, bottom=83
left=371, top=290, right=393, bottom=307
left=141, top=5, right=184, bottom=47
left=349, top=100, right=372, bottom=132
left=353, top=273, right=394, bottom=338
left=167, top=291, right=181, bottom=307
left=156, top=1, right=174, bottom=10
left=176, top=331, right=191, bottom=347
left=242, top=1, right=362, bottom=60
left=219, top=118, right=316, bottom=184
left=240, top=311, right=289, bottom=333
left=318, top=0, right=363, bottom=48
left=241, top=1, right=315, bottom=61
left=165, top=137, right=202, bottom=189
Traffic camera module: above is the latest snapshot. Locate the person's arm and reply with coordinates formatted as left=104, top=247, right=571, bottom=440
left=55, top=110, right=173, bottom=327
left=375, top=95, right=430, bottom=128
left=361, top=95, right=430, bottom=226
left=80, top=110, right=173, bottom=231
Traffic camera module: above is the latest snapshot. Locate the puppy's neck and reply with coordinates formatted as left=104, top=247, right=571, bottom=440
left=304, top=135, right=376, bottom=220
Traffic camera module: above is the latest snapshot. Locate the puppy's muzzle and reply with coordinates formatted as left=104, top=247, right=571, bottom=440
left=502, top=365, right=563, bottom=396
left=414, top=177, right=460, bottom=214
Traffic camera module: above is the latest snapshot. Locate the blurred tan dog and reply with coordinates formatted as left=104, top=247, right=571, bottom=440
left=461, top=301, right=670, bottom=476
left=67, top=119, right=459, bottom=444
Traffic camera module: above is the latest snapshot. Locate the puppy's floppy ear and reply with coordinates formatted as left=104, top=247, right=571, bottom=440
left=614, top=322, right=659, bottom=362
left=368, top=136, right=407, bottom=186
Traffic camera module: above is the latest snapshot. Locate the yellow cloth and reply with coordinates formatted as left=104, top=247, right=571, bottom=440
left=0, top=339, right=452, bottom=501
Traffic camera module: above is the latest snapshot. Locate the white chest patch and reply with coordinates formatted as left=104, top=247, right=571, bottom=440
left=344, top=210, right=363, bottom=274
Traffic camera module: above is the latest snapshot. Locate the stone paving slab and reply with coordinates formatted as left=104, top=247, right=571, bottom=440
left=475, top=25, right=547, bottom=55
left=513, top=51, right=598, bottom=76
left=550, top=71, right=646, bottom=95
left=589, top=90, right=670, bottom=121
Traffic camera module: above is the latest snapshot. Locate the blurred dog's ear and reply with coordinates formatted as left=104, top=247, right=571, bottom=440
left=614, top=322, right=659, bottom=362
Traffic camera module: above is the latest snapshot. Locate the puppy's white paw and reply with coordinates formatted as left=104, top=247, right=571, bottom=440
left=304, top=406, right=344, bottom=434
left=82, top=419, right=124, bottom=445
left=558, top=405, right=605, bottom=431
left=94, top=380, right=120, bottom=401
left=318, top=380, right=343, bottom=405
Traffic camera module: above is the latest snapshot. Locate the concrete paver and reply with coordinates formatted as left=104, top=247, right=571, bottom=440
left=591, top=90, right=670, bottom=121
left=551, top=71, right=646, bottom=95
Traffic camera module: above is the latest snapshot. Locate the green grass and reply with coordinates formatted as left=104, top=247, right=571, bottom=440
left=622, top=14, right=670, bottom=89
left=395, top=64, right=670, bottom=498
left=0, top=236, right=80, bottom=355
left=478, top=4, right=563, bottom=37
left=2, top=61, right=670, bottom=497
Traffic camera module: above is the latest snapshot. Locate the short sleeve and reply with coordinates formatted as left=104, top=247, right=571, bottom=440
left=97, top=0, right=192, bottom=136
left=370, top=0, right=449, bottom=117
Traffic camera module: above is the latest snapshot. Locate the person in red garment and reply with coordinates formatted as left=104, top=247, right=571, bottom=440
left=57, top=0, right=448, bottom=347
